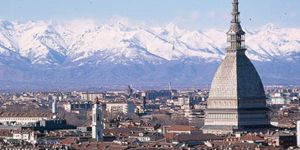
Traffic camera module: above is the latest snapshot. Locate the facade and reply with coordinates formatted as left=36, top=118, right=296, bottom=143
left=92, top=99, right=103, bottom=142
left=0, top=112, right=52, bottom=125
left=163, top=125, right=195, bottom=134
left=80, top=92, right=104, bottom=101
left=177, top=96, right=190, bottom=107
left=106, top=102, right=136, bottom=114
left=64, top=101, right=93, bottom=112
left=270, top=93, right=291, bottom=105
left=52, top=99, right=57, bottom=119
left=12, top=130, right=37, bottom=144
left=297, top=121, right=300, bottom=147
left=203, top=0, right=269, bottom=134
left=145, top=90, right=173, bottom=100
left=37, top=119, right=75, bottom=131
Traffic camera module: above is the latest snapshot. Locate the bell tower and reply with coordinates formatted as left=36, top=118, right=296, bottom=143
left=92, top=97, right=104, bottom=141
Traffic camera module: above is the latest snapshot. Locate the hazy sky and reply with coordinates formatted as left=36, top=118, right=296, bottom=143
left=1, top=0, right=299, bottom=29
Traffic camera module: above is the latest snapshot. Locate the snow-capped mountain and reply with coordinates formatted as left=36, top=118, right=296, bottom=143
left=2, top=20, right=300, bottom=65
left=0, top=20, right=299, bottom=89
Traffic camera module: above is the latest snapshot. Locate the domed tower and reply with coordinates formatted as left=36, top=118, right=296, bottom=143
left=202, top=0, right=269, bottom=134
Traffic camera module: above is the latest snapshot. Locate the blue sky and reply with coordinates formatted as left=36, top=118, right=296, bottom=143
left=1, top=0, right=299, bottom=29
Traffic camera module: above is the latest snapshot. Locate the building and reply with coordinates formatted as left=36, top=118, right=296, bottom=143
left=0, top=111, right=52, bottom=125
left=12, top=130, right=37, bottom=144
left=80, top=92, right=104, bottom=101
left=36, top=119, right=75, bottom=131
left=92, top=99, right=103, bottom=141
left=270, top=93, right=291, bottom=105
left=266, top=131, right=297, bottom=148
left=177, top=96, right=190, bottom=107
left=52, top=99, right=57, bottom=119
left=63, top=101, right=93, bottom=113
left=145, top=90, right=173, bottom=100
left=163, top=125, right=196, bottom=134
left=203, top=0, right=269, bottom=134
left=106, top=101, right=136, bottom=114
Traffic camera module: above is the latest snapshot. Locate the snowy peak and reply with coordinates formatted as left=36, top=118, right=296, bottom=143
left=0, top=20, right=299, bottom=66
left=0, top=20, right=299, bottom=88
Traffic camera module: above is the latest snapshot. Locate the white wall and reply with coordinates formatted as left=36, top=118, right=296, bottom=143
left=297, top=121, right=300, bottom=147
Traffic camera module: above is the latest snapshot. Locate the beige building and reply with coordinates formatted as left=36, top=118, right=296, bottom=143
left=106, top=102, right=136, bottom=114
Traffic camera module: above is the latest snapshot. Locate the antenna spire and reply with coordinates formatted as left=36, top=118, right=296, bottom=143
left=232, top=0, right=240, bottom=23
left=226, top=0, right=246, bottom=53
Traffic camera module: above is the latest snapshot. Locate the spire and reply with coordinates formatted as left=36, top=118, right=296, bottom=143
left=227, top=0, right=246, bottom=53
left=231, top=0, right=240, bottom=23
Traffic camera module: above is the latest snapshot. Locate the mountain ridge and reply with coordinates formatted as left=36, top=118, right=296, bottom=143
left=0, top=20, right=299, bottom=89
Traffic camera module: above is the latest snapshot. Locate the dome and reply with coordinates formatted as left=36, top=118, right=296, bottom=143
left=209, top=52, right=266, bottom=100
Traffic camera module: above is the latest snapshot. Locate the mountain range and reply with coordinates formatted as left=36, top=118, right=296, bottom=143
left=0, top=20, right=299, bottom=90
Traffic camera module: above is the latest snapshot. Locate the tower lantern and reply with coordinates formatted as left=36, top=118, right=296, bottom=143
left=227, top=0, right=246, bottom=53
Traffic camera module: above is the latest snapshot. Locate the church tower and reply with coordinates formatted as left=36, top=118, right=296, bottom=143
left=202, top=0, right=270, bottom=134
left=92, top=97, right=104, bottom=141
left=52, top=99, right=57, bottom=119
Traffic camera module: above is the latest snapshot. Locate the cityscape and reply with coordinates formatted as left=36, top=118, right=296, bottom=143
left=0, top=85, right=299, bottom=149
left=0, top=0, right=300, bottom=149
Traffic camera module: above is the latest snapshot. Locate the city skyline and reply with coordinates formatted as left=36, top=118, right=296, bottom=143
left=0, top=0, right=299, bottom=149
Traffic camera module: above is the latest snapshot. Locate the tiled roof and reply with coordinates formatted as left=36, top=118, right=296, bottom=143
left=175, top=133, right=223, bottom=142
left=0, top=129, right=13, bottom=137
left=60, top=137, right=79, bottom=145
left=70, top=142, right=129, bottom=150
left=241, top=134, right=264, bottom=141
left=0, top=111, right=52, bottom=118
left=165, top=125, right=196, bottom=132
